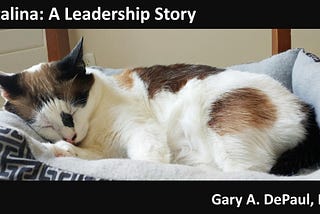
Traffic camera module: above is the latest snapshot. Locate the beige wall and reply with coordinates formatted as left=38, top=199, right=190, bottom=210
left=0, top=29, right=48, bottom=106
left=292, top=29, right=320, bottom=56
left=0, top=29, right=47, bottom=72
left=69, top=29, right=271, bottom=68
left=1, top=29, right=320, bottom=108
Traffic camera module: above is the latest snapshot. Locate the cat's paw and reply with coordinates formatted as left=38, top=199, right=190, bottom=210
left=127, top=134, right=171, bottom=164
left=46, top=141, right=78, bottom=157
left=153, top=152, right=171, bottom=164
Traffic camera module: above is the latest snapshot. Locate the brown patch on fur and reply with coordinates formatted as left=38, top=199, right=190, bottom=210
left=133, top=64, right=225, bottom=98
left=21, top=64, right=57, bottom=94
left=208, top=87, right=277, bottom=135
left=2, top=63, right=56, bottom=120
left=2, top=62, right=94, bottom=122
left=115, top=69, right=134, bottom=89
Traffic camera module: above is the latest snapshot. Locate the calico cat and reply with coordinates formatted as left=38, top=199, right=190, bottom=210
left=0, top=38, right=319, bottom=176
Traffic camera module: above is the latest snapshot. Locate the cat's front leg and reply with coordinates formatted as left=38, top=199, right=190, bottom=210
left=43, top=141, right=103, bottom=160
left=126, top=125, right=171, bottom=164
left=43, top=140, right=78, bottom=157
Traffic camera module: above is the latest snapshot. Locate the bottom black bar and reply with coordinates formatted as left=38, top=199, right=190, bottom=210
left=1, top=180, right=320, bottom=212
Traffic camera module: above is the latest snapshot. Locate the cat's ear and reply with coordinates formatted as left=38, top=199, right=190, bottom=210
left=56, top=37, right=86, bottom=80
left=0, top=72, right=23, bottom=99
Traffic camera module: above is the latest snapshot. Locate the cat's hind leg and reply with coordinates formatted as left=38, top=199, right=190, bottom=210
left=270, top=108, right=320, bottom=176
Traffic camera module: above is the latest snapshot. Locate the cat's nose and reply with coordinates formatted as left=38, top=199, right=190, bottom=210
left=64, top=133, right=77, bottom=144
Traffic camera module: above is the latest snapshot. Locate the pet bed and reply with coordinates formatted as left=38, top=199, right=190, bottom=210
left=1, top=48, right=320, bottom=180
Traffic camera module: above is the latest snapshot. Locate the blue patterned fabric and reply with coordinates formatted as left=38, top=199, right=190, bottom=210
left=0, top=126, right=98, bottom=181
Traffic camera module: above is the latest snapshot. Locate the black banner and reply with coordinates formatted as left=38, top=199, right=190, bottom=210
left=0, top=0, right=319, bottom=28
left=2, top=180, right=320, bottom=212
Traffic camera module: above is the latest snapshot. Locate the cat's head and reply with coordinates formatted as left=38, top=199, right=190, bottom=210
left=0, top=38, right=94, bottom=144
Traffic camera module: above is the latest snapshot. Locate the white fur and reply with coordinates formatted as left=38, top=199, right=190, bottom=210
left=39, top=68, right=307, bottom=172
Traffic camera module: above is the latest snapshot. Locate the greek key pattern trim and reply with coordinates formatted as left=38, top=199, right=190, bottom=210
left=0, top=126, right=98, bottom=181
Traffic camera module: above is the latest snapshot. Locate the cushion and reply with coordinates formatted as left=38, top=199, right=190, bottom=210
left=292, top=49, right=320, bottom=125
left=228, top=48, right=301, bottom=91
left=1, top=49, right=320, bottom=180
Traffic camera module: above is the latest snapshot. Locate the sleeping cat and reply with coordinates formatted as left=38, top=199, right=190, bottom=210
left=0, top=38, right=319, bottom=176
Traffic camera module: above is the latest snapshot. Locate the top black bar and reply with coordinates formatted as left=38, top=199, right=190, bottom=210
left=0, top=0, right=319, bottom=28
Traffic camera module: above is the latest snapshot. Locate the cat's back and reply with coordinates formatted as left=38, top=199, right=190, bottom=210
left=101, top=64, right=303, bottom=127
left=105, top=63, right=287, bottom=98
left=101, top=63, right=224, bottom=96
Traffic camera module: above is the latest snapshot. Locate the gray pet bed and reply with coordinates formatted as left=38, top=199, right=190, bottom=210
left=1, top=48, right=320, bottom=180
